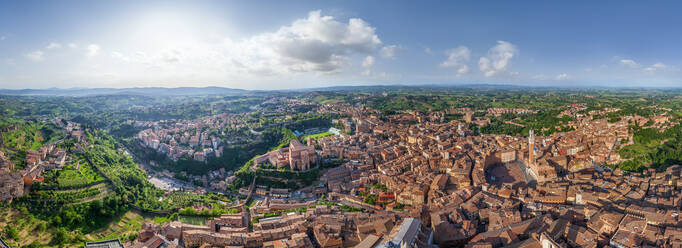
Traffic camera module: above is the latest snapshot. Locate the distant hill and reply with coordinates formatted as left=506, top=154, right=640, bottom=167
left=291, top=83, right=548, bottom=92
left=3, top=84, right=679, bottom=97
left=0, top=87, right=249, bottom=96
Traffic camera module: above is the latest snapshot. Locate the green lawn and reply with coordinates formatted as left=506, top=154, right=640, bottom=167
left=176, top=215, right=209, bottom=226
left=302, top=131, right=334, bottom=141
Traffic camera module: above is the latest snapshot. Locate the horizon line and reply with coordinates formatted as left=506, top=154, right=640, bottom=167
left=2, top=82, right=682, bottom=92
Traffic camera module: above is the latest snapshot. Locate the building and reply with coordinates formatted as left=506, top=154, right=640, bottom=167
left=355, top=234, right=381, bottom=248
left=377, top=218, right=432, bottom=248
left=540, top=232, right=562, bottom=248
left=397, top=186, right=425, bottom=206
left=85, top=239, right=125, bottom=248
left=500, top=150, right=516, bottom=164
left=0, top=170, right=24, bottom=202
left=528, top=129, right=535, bottom=166
left=208, top=212, right=249, bottom=232
left=0, top=237, right=9, bottom=248
left=270, top=188, right=291, bottom=198
left=464, top=112, right=473, bottom=123
left=255, top=140, right=318, bottom=171
left=288, top=140, right=316, bottom=171
left=263, top=232, right=313, bottom=248
left=0, top=151, right=14, bottom=171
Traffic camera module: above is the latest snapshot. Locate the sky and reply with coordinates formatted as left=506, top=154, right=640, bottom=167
left=1, top=0, right=682, bottom=89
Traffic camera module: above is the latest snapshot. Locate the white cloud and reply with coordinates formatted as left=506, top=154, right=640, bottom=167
left=9, top=10, right=390, bottom=88
left=362, top=55, right=375, bottom=68
left=644, top=62, right=667, bottom=73
left=380, top=45, right=401, bottom=58
left=619, top=59, right=639, bottom=68
left=555, top=73, right=569, bottom=80
left=361, top=69, right=394, bottom=78
left=359, top=55, right=394, bottom=78
left=424, top=47, right=432, bottom=55
left=25, top=50, right=44, bottom=61
left=107, top=10, right=384, bottom=77
left=86, top=44, right=100, bottom=57
left=160, top=49, right=181, bottom=63
left=440, top=46, right=471, bottom=75
left=0, top=36, right=5, bottom=41
left=232, top=10, right=382, bottom=74
left=111, top=51, right=125, bottom=60
left=361, top=56, right=376, bottom=76
left=478, top=41, right=518, bottom=77
left=46, top=42, right=62, bottom=49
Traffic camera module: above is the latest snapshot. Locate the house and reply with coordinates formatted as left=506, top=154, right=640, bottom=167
left=0, top=170, right=24, bottom=202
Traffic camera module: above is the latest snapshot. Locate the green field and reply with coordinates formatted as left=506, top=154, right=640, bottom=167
left=177, top=215, right=209, bottom=225
left=302, top=131, right=334, bottom=141
left=41, top=156, right=105, bottom=189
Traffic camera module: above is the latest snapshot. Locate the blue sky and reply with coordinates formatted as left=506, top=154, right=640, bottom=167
left=1, top=0, right=681, bottom=89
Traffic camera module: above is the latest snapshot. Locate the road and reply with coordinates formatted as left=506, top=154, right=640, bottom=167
left=249, top=127, right=262, bottom=135
left=121, top=142, right=235, bottom=196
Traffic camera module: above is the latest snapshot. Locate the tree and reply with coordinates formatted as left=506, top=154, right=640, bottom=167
left=25, top=241, right=42, bottom=248
left=363, top=194, right=378, bottom=205
left=3, top=226, right=19, bottom=240
left=53, top=227, right=69, bottom=245
left=52, top=215, right=62, bottom=226
left=128, top=232, right=139, bottom=242
left=36, top=222, right=48, bottom=232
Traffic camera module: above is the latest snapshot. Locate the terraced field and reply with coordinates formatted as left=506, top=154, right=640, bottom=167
left=63, top=183, right=113, bottom=205
left=86, top=210, right=157, bottom=243
left=25, top=181, right=114, bottom=211
left=0, top=207, right=56, bottom=247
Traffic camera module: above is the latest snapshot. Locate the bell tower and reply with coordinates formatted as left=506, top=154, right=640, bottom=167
left=528, top=129, right=535, bottom=166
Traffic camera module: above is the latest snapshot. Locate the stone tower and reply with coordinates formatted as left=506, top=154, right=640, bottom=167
left=528, top=129, right=535, bottom=166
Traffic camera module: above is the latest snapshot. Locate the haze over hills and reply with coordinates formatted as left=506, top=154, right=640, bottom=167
left=3, top=84, right=682, bottom=97
left=0, top=86, right=249, bottom=96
